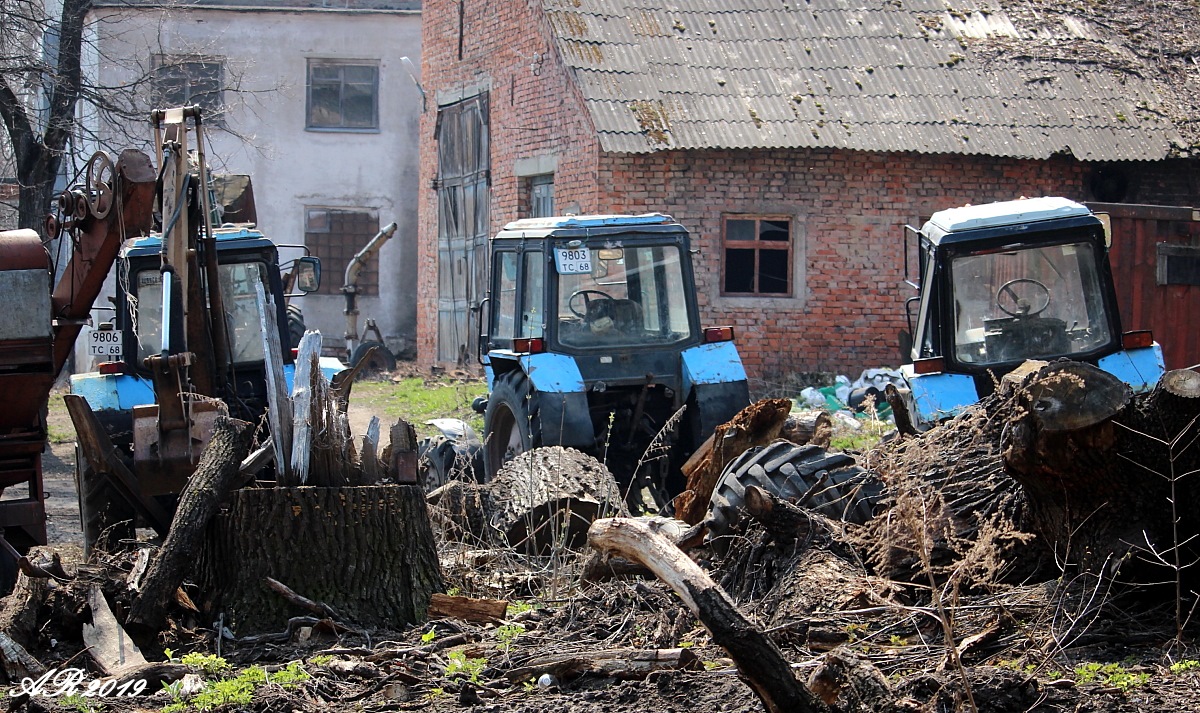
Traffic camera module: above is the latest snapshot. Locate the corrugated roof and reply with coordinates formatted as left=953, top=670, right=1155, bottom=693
left=542, top=0, right=1185, bottom=159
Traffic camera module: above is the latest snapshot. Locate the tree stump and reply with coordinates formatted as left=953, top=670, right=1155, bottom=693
left=198, top=485, right=443, bottom=634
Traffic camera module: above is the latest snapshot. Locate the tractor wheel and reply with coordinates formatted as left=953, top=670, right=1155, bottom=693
left=350, top=341, right=397, bottom=379
left=75, top=445, right=135, bottom=558
left=286, top=303, right=306, bottom=349
left=418, top=437, right=455, bottom=492
left=704, top=441, right=882, bottom=538
left=483, top=371, right=540, bottom=481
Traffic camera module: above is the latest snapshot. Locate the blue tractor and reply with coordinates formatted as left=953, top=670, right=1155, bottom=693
left=894, top=196, right=1165, bottom=429
left=474, top=214, right=750, bottom=510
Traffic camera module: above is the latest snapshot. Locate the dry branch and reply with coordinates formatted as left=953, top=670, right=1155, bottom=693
left=588, top=517, right=831, bottom=713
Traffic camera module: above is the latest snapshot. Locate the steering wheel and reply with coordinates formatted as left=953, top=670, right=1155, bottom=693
left=996, top=278, right=1051, bottom=318
left=85, top=151, right=116, bottom=219
left=568, top=289, right=616, bottom=319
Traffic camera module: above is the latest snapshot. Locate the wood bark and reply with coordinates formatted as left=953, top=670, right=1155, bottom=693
left=674, top=398, right=793, bottom=524
left=427, top=593, right=508, bottom=623
left=588, top=517, right=831, bottom=713
left=198, top=485, right=443, bottom=634
left=486, top=447, right=628, bottom=554
left=0, top=563, right=46, bottom=649
left=1000, top=362, right=1150, bottom=574
left=126, top=415, right=254, bottom=634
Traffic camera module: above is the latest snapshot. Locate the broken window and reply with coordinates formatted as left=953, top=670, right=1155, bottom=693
left=152, top=55, right=224, bottom=120
left=304, top=208, right=380, bottom=296
left=307, top=60, right=379, bottom=130
left=721, top=215, right=792, bottom=296
left=1157, top=243, right=1200, bottom=286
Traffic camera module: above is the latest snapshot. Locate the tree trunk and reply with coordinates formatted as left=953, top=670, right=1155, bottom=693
left=198, top=485, right=443, bottom=634
left=126, top=416, right=254, bottom=634
left=1001, top=362, right=1149, bottom=574
left=674, top=398, right=793, bottom=524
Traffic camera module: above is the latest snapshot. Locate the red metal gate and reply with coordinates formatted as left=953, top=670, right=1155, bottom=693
left=1089, top=202, right=1200, bottom=370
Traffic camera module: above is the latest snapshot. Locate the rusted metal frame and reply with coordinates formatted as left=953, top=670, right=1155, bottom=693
left=49, top=150, right=157, bottom=374
left=63, top=394, right=172, bottom=537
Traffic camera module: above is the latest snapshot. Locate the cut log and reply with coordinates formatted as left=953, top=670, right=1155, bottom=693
left=780, top=410, right=834, bottom=449
left=427, top=593, right=508, bottom=623
left=0, top=560, right=47, bottom=649
left=588, top=517, right=831, bottom=713
left=487, top=447, right=628, bottom=554
left=674, top=398, right=793, bottom=524
left=198, top=484, right=443, bottom=634
left=505, top=647, right=700, bottom=683
left=126, top=415, right=254, bottom=634
left=83, top=584, right=148, bottom=676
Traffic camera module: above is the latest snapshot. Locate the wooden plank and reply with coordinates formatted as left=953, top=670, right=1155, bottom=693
left=290, top=332, right=322, bottom=485
left=427, top=593, right=508, bottom=623
left=83, top=583, right=148, bottom=676
left=257, top=281, right=292, bottom=484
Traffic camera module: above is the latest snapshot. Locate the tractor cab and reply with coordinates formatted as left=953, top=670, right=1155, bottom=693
left=900, top=197, right=1164, bottom=427
left=477, top=214, right=749, bottom=509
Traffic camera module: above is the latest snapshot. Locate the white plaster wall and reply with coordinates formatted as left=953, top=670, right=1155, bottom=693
left=86, top=6, right=421, bottom=363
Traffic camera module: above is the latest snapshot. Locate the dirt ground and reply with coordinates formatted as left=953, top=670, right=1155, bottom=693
left=15, top=385, right=1200, bottom=713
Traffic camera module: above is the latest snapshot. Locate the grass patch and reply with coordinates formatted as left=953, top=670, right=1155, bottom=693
left=350, top=377, right=487, bottom=436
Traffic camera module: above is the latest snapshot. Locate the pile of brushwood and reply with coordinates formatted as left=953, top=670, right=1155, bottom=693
left=3, top=361, right=1200, bottom=713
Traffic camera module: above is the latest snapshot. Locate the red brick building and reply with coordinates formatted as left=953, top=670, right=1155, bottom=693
left=417, top=0, right=1200, bottom=384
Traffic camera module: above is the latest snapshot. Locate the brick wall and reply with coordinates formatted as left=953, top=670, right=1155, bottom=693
left=418, top=0, right=1200, bottom=384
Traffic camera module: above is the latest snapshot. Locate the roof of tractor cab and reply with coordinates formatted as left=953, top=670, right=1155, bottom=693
left=121, top=224, right=276, bottom=258
left=494, top=213, right=686, bottom=241
left=921, top=197, right=1101, bottom=247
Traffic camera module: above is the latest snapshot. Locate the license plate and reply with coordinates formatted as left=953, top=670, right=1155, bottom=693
left=87, top=329, right=123, bottom=358
left=554, top=247, right=592, bottom=274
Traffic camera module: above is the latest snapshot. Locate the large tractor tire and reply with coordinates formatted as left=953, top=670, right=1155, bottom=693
left=286, top=303, right=306, bottom=350
left=75, top=445, right=135, bottom=557
left=705, top=441, right=882, bottom=538
left=349, top=340, right=397, bottom=379
left=483, top=371, right=541, bottom=481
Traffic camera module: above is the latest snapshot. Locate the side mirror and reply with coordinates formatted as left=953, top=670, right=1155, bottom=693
left=295, top=256, right=321, bottom=293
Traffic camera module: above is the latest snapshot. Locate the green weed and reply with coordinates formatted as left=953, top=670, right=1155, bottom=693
left=496, top=624, right=525, bottom=652
left=444, top=650, right=487, bottom=684
left=351, top=378, right=486, bottom=436
left=1074, top=662, right=1150, bottom=691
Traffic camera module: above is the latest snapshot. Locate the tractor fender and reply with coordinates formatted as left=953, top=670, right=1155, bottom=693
left=680, top=341, right=751, bottom=451
left=900, top=367, right=979, bottom=427
left=487, top=351, right=593, bottom=450
left=1097, top=344, right=1164, bottom=394
left=680, top=341, right=747, bottom=391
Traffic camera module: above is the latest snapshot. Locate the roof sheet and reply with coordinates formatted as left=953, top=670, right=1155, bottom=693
left=543, top=0, right=1184, bottom=159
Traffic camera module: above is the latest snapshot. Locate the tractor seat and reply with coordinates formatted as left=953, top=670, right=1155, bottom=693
left=586, top=298, right=643, bottom=332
